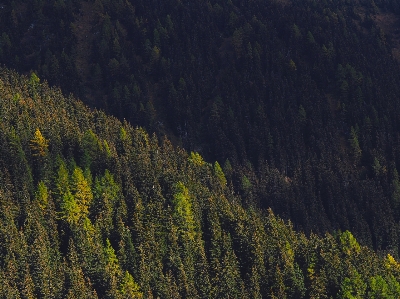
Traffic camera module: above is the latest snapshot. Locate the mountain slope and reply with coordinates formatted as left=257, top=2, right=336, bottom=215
left=2, top=68, right=400, bottom=298
left=3, top=0, right=400, bottom=253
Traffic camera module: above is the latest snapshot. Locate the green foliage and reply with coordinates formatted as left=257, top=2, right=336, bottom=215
left=6, top=127, right=34, bottom=192
left=241, top=175, right=252, bottom=193
left=223, top=159, right=233, bottom=179
left=92, top=170, right=119, bottom=236
left=120, top=271, right=143, bottom=298
left=349, top=126, right=362, bottom=162
left=339, top=270, right=366, bottom=299
left=373, top=157, right=383, bottom=177
left=340, top=231, right=361, bottom=255
left=150, top=46, right=160, bottom=64
left=35, top=181, right=48, bottom=209
left=293, top=24, right=302, bottom=39
left=214, top=161, right=227, bottom=187
left=1, top=44, right=400, bottom=297
left=60, top=188, right=81, bottom=224
left=81, top=130, right=102, bottom=169
left=232, top=27, right=244, bottom=56
left=299, top=105, right=307, bottom=123
left=65, top=240, right=99, bottom=299
left=368, top=275, right=390, bottom=299
left=56, top=160, right=70, bottom=197
left=29, top=72, right=40, bottom=89
left=2, top=0, right=400, bottom=262
left=119, top=127, right=128, bottom=141
left=391, top=169, right=400, bottom=209
left=104, top=238, right=120, bottom=275
left=386, top=275, right=400, bottom=297
left=307, top=31, right=316, bottom=44
left=56, top=163, right=93, bottom=225
left=172, top=181, right=195, bottom=240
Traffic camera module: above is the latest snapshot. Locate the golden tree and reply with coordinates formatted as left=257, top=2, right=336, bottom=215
left=30, top=128, right=48, bottom=157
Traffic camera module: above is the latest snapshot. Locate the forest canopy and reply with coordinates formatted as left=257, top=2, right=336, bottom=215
left=0, top=67, right=399, bottom=298
left=2, top=0, right=400, bottom=252
left=2, top=0, right=400, bottom=297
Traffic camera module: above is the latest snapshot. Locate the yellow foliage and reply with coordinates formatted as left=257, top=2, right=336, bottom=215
left=385, top=254, right=400, bottom=271
left=283, top=241, right=294, bottom=266
left=29, top=128, right=48, bottom=157
left=188, top=152, right=205, bottom=166
left=71, top=167, right=93, bottom=217
left=289, top=59, right=297, bottom=71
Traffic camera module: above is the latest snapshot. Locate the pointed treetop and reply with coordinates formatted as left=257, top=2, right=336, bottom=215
left=30, top=128, right=48, bottom=157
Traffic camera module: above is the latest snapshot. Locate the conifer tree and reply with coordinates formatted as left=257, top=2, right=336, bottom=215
left=64, top=240, right=99, bottom=299
left=214, top=161, right=227, bottom=187
left=172, top=181, right=196, bottom=240
left=35, top=181, right=49, bottom=210
left=30, top=128, right=48, bottom=157
left=120, top=271, right=142, bottom=299
left=71, top=167, right=93, bottom=220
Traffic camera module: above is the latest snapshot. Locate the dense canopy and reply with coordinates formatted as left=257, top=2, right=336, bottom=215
left=0, top=68, right=399, bottom=298
left=2, top=0, right=400, bottom=297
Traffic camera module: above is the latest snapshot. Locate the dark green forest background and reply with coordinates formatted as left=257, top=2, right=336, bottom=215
left=3, top=0, right=400, bottom=297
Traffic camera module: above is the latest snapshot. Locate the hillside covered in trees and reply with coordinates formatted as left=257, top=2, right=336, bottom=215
left=2, top=67, right=400, bottom=298
left=3, top=0, right=400, bottom=255
left=3, top=0, right=400, bottom=296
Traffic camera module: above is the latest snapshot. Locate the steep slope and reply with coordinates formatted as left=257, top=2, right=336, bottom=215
left=3, top=0, right=400, bottom=252
left=2, top=68, right=400, bottom=298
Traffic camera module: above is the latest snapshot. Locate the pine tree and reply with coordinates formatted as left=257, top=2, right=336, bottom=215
left=172, top=181, right=196, bottom=240
left=35, top=181, right=49, bottom=210
left=92, top=170, right=119, bottom=238
left=120, top=271, right=142, bottom=298
left=64, top=240, right=99, bottom=299
left=214, top=161, right=227, bottom=187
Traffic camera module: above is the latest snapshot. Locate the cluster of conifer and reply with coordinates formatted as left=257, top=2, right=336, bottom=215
left=3, top=0, right=400, bottom=252
left=2, top=68, right=400, bottom=298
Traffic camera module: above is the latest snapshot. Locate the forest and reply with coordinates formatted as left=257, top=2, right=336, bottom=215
left=1, top=67, right=400, bottom=298
left=2, top=0, right=400, bottom=297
